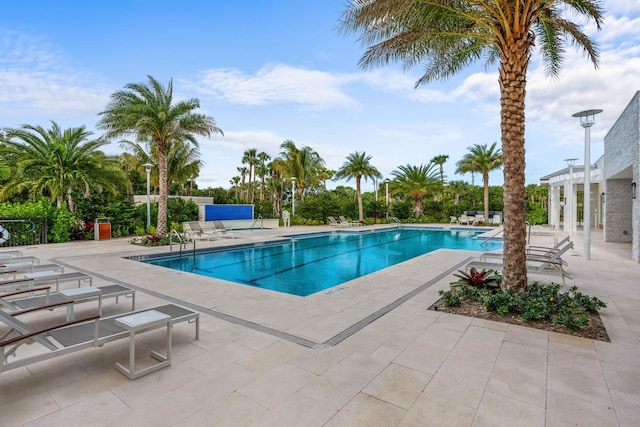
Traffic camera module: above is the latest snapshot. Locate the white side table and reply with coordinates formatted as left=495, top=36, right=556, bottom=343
left=114, top=310, right=172, bottom=380
left=60, top=286, right=102, bottom=321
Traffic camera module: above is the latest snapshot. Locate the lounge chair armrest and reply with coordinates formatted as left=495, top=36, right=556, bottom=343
left=0, top=278, right=34, bottom=286
left=10, top=300, right=74, bottom=317
left=1, top=286, right=51, bottom=299
left=0, top=315, right=100, bottom=347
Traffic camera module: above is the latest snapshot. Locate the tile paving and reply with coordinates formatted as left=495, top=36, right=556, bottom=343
left=1, top=225, right=639, bottom=426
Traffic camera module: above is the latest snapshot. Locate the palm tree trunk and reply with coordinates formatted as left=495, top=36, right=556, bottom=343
left=157, top=146, right=169, bottom=236
left=500, top=43, right=529, bottom=292
left=356, top=176, right=364, bottom=222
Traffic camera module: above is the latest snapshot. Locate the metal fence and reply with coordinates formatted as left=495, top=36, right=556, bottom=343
left=0, top=217, right=48, bottom=247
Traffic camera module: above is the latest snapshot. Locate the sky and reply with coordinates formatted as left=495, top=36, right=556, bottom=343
left=1, top=1, right=639, bottom=192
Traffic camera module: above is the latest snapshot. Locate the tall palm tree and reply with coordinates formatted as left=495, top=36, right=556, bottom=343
left=456, top=143, right=503, bottom=224
left=335, top=151, right=382, bottom=222
left=237, top=166, right=248, bottom=201
left=242, top=148, right=258, bottom=203
left=340, top=0, right=603, bottom=290
left=0, top=121, right=128, bottom=210
left=98, top=75, right=222, bottom=236
left=391, top=163, right=440, bottom=217
left=430, top=154, right=449, bottom=184
left=257, top=151, right=271, bottom=201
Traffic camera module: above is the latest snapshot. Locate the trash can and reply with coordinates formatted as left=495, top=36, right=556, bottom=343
left=94, top=218, right=111, bottom=240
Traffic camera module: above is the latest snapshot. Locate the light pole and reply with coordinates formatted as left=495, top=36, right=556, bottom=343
left=290, top=177, right=296, bottom=217
left=564, top=158, right=577, bottom=234
left=143, top=163, right=153, bottom=228
left=385, top=182, right=389, bottom=220
left=572, top=109, right=602, bottom=260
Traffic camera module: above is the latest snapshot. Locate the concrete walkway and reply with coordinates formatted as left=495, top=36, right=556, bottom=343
left=1, top=226, right=639, bottom=426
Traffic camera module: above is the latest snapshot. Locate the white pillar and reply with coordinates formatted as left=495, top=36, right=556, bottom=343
left=550, top=186, right=560, bottom=229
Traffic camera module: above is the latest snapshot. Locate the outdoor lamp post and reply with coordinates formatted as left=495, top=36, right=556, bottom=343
left=385, top=182, right=389, bottom=220
left=143, top=163, right=153, bottom=228
left=290, top=177, right=296, bottom=217
left=564, top=158, right=578, bottom=235
left=572, top=109, right=602, bottom=260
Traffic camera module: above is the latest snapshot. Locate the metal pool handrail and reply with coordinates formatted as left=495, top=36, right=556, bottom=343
left=389, top=217, right=401, bottom=228
left=251, top=214, right=264, bottom=230
left=169, top=230, right=194, bottom=257
left=481, top=227, right=504, bottom=248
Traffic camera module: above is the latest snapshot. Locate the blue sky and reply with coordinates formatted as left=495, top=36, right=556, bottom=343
left=2, top=1, right=639, bottom=192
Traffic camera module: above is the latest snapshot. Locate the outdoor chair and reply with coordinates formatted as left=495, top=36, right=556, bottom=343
left=458, top=214, right=474, bottom=225
left=472, top=215, right=485, bottom=225
left=23, top=271, right=93, bottom=292
left=210, top=221, right=235, bottom=239
left=1, top=262, right=64, bottom=279
left=466, top=242, right=573, bottom=284
left=1, top=283, right=135, bottom=316
left=327, top=216, right=346, bottom=227
left=0, top=250, right=23, bottom=258
left=339, top=216, right=360, bottom=227
left=183, top=221, right=217, bottom=241
left=476, top=239, right=573, bottom=265
left=450, top=216, right=459, bottom=224
left=0, top=302, right=199, bottom=375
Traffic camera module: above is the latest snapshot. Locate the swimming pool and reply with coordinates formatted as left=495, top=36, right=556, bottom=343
left=142, top=228, right=502, bottom=297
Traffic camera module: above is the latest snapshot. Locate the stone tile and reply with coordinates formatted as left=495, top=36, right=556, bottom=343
left=601, top=361, right=640, bottom=426
left=325, top=393, right=406, bottom=427
left=547, top=347, right=612, bottom=405
left=174, top=392, right=268, bottom=427
left=546, top=390, right=618, bottom=427
left=175, top=362, right=257, bottom=406
left=471, top=317, right=510, bottom=331
left=486, top=365, right=547, bottom=408
left=0, top=391, right=60, bottom=427
left=235, top=341, right=303, bottom=374
left=400, top=393, right=475, bottom=427
left=504, top=325, right=549, bottom=348
left=25, top=391, right=129, bottom=426
left=288, top=345, right=352, bottom=375
left=473, top=391, right=545, bottom=427
left=393, top=326, right=463, bottom=374
left=106, top=390, right=202, bottom=426
left=49, top=369, right=128, bottom=408
left=433, top=312, right=473, bottom=331
left=495, top=341, right=547, bottom=373
left=237, top=363, right=317, bottom=409
left=250, top=390, right=337, bottom=427
left=363, top=363, right=432, bottom=410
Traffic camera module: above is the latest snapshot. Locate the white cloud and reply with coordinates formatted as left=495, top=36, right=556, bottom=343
left=193, top=64, right=359, bottom=110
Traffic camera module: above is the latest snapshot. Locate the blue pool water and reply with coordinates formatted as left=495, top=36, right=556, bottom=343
left=143, top=228, right=502, bottom=297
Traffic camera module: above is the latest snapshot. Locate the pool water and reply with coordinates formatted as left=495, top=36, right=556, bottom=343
left=144, top=228, right=502, bottom=297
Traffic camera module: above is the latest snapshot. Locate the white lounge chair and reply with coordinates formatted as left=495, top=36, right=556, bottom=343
left=23, top=271, right=92, bottom=292
left=472, top=215, right=485, bottom=225
left=0, top=303, right=199, bottom=374
left=466, top=243, right=573, bottom=284
left=450, top=216, right=459, bottom=224
left=328, top=216, right=346, bottom=227
left=458, top=215, right=474, bottom=225
left=183, top=221, right=215, bottom=241
left=339, top=216, right=361, bottom=227
left=209, top=221, right=235, bottom=239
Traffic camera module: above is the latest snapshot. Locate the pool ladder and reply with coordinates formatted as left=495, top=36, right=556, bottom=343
left=251, top=214, right=264, bottom=230
left=169, top=229, right=195, bottom=257
left=481, top=227, right=504, bottom=248
left=389, top=216, right=401, bottom=228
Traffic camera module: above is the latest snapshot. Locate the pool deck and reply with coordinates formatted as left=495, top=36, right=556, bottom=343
left=1, top=225, right=639, bottom=426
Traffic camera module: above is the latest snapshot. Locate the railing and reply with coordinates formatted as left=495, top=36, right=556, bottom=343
left=169, top=230, right=194, bottom=257
left=251, top=214, right=264, bottom=230
left=481, top=227, right=504, bottom=248
left=389, top=216, right=401, bottom=228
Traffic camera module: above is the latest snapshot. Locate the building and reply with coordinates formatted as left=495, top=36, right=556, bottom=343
left=541, top=91, right=639, bottom=262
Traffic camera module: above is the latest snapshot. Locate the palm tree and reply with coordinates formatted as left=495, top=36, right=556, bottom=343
left=0, top=121, right=128, bottom=211
left=98, top=75, right=223, bottom=236
left=257, top=151, right=271, bottom=201
left=340, top=1, right=602, bottom=290
left=456, top=143, right=503, bottom=223
left=447, top=180, right=467, bottom=206
left=430, top=154, right=449, bottom=184
left=278, top=140, right=326, bottom=200
left=242, top=148, right=258, bottom=203
left=237, top=166, right=248, bottom=201
left=335, top=151, right=383, bottom=222
left=391, top=163, right=440, bottom=217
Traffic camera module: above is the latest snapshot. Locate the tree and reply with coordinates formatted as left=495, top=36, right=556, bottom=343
left=0, top=121, right=128, bottom=211
left=390, top=163, right=440, bottom=217
left=242, top=148, right=258, bottom=203
left=257, top=151, right=271, bottom=201
left=278, top=140, right=326, bottom=200
left=430, top=154, right=449, bottom=184
left=98, top=75, right=222, bottom=236
left=335, top=151, right=382, bottom=222
left=456, top=143, right=503, bottom=222
left=340, top=0, right=602, bottom=290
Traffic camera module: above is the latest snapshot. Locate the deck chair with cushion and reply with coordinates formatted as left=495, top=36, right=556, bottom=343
left=0, top=302, right=199, bottom=374
left=477, top=239, right=573, bottom=266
